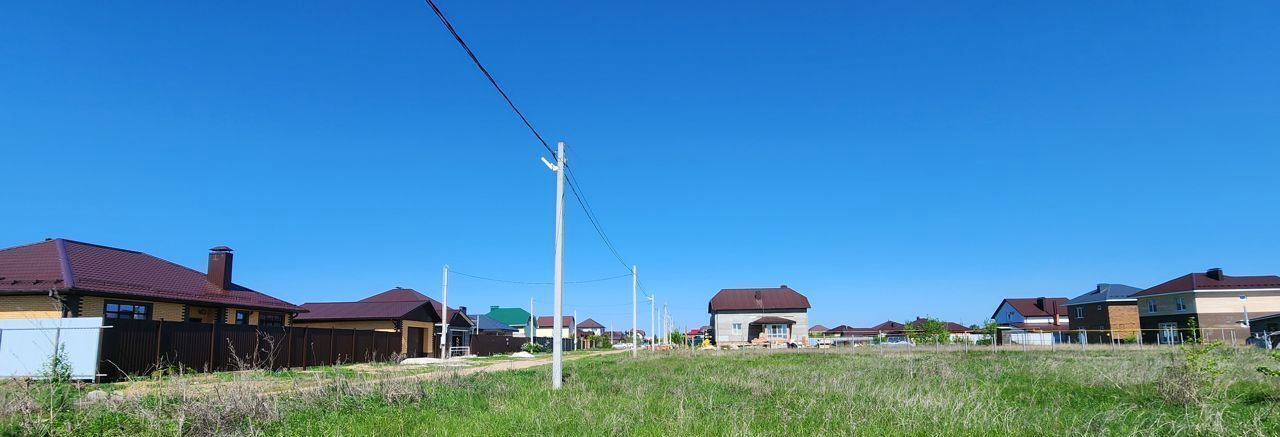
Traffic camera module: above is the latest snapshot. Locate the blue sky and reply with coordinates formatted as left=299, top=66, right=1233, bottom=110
left=3, top=1, right=1278, bottom=331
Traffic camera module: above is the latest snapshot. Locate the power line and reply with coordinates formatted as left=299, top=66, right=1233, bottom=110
left=450, top=269, right=631, bottom=285
left=421, top=0, right=555, bottom=159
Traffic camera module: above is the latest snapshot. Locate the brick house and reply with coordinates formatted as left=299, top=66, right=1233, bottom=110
left=707, top=285, right=810, bottom=346
left=1066, top=283, right=1142, bottom=343
left=0, top=239, right=302, bottom=325
left=1133, top=268, right=1280, bottom=344
left=991, top=297, right=1071, bottom=344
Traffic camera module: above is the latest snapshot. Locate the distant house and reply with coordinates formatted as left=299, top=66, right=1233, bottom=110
left=534, top=315, right=575, bottom=338
left=576, top=318, right=605, bottom=337
left=293, top=287, right=441, bottom=357
left=484, top=306, right=532, bottom=337
left=991, top=297, right=1070, bottom=344
left=808, top=324, right=829, bottom=337
left=1066, top=283, right=1142, bottom=343
left=472, top=314, right=517, bottom=335
left=0, top=239, right=302, bottom=325
left=707, top=285, right=810, bottom=346
left=1133, top=268, right=1280, bottom=344
left=1248, top=313, right=1280, bottom=348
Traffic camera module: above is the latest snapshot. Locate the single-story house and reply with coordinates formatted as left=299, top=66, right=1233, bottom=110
left=1066, top=283, right=1142, bottom=343
left=472, top=314, right=517, bottom=335
left=0, top=239, right=302, bottom=325
left=991, top=297, right=1071, bottom=345
left=293, top=287, right=444, bottom=357
left=1134, top=268, right=1280, bottom=344
left=808, top=324, right=829, bottom=337
left=1248, top=313, right=1280, bottom=348
left=484, top=305, right=532, bottom=337
left=708, top=285, right=810, bottom=346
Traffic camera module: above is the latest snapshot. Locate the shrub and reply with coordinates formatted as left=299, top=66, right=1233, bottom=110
left=1158, top=341, right=1226, bottom=404
left=521, top=342, right=547, bottom=353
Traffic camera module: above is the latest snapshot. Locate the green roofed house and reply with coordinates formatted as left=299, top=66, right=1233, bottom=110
left=485, top=305, right=532, bottom=337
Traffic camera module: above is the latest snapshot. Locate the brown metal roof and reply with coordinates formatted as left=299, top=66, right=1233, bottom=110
left=0, top=239, right=301, bottom=312
left=708, top=286, right=810, bottom=312
left=990, top=297, right=1069, bottom=319
left=536, top=316, right=575, bottom=328
left=1131, top=270, right=1280, bottom=297
left=808, top=324, right=828, bottom=332
left=750, top=316, right=795, bottom=325
left=576, top=318, right=605, bottom=329
left=294, top=287, right=450, bottom=322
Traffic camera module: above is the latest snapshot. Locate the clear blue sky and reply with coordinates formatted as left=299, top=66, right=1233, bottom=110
left=3, top=2, right=1278, bottom=331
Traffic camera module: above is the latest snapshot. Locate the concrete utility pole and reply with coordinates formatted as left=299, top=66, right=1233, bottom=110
left=573, top=309, right=578, bottom=350
left=649, top=295, right=655, bottom=350
left=529, top=298, right=535, bottom=341
left=1242, top=295, right=1251, bottom=328
left=440, top=265, right=449, bottom=359
left=541, top=141, right=567, bottom=390
left=662, top=303, right=668, bottom=344
left=631, top=265, right=638, bottom=357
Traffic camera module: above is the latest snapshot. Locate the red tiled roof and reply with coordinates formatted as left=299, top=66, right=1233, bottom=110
left=708, top=286, right=810, bottom=312
left=0, top=239, right=301, bottom=312
left=1131, top=271, right=1280, bottom=297
left=576, top=318, right=605, bottom=329
left=991, top=297, right=1068, bottom=319
left=536, top=316, right=575, bottom=328
left=809, top=324, right=828, bottom=332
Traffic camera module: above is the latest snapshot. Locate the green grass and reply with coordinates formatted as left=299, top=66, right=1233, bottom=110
left=5, top=348, right=1280, bottom=435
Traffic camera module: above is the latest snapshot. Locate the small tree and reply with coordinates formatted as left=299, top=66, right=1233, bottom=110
left=908, top=317, right=950, bottom=344
left=668, top=331, right=686, bottom=346
left=1185, top=317, right=1202, bottom=344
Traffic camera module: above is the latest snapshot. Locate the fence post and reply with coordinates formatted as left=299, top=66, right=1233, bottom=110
left=286, top=327, right=294, bottom=369
left=351, top=328, right=357, bottom=362
left=1232, top=330, right=1237, bottom=347
left=154, top=320, right=164, bottom=370
left=208, top=320, right=218, bottom=372
left=302, top=328, right=310, bottom=369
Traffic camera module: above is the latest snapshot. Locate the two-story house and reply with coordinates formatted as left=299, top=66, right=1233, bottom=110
left=1133, top=268, right=1280, bottom=344
left=991, top=297, right=1070, bottom=344
left=1066, top=283, right=1142, bottom=343
left=707, top=285, right=810, bottom=346
left=0, top=239, right=302, bottom=325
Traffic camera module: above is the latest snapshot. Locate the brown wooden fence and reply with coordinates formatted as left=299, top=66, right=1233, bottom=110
left=469, top=334, right=529, bottom=356
left=98, top=319, right=401, bottom=381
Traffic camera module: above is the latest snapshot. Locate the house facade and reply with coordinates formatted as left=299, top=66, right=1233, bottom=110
left=1133, top=268, right=1280, bottom=344
left=991, top=297, right=1070, bottom=344
left=576, top=318, right=605, bottom=338
left=0, top=239, right=301, bottom=325
left=707, top=285, right=810, bottom=346
left=1066, top=283, right=1142, bottom=343
left=292, top=287, right=441, bottom=357
left=534, top=315, right=575, bottom=338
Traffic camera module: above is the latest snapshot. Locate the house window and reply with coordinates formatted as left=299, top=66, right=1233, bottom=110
left=1006, top=311, right=1014, bottom=320
left=1158, top=322, right=1179, bottom=343
left=731, top=323, right=742, bottom=334
left=1148, top=300, right=1157, bottom=313
left=766, top=324, right=789, bottom=339
left=234, top=310, right=251, bottom=325
left=1175, top=298, right=1186, bottom=311
left=104, top=301, right=151, bottom=320
left=1075, top=307, right=1084, bottom=319
left=260, top=313, right=285, bottom=327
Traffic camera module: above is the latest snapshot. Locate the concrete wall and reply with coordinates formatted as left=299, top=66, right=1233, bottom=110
left=711, top=310, right=808, bottom=345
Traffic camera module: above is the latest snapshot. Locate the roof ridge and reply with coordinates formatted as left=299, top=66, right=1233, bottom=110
left=54, top=239, right=75, bottom=289
left=59, top=239, right=144, bottom=254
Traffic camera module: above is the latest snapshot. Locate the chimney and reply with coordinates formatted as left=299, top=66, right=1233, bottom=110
left=458, top=306, right=468, bottom=316
left=779, top=284, right=789, bottom=289
left=1050, top=300, right=1059, bottom=325
left=1035, top=297, right=1045, bottom=310
left=207, top=246, right=234, bottom=291
left=491, top=305, right=499, bottom=311
left=1206, top=268, right=1224, bottom=281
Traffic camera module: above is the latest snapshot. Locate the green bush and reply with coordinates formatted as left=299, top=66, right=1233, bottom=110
left=521, top=342, right=547, bottom=353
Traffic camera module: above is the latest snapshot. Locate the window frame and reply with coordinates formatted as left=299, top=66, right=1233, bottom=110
left=259, top=312, right=285, bottom=327
left=1075, top=307, right=1084, bottom=319
left=234, top=310, right=251, bottom=325
left=1147, top=300, right=1158, bottom=313
left=731, top=323, right=742, bottom=335
left=104, top=300, right=152, bottom=320
left=1175, top=297, right=1187, bottom=311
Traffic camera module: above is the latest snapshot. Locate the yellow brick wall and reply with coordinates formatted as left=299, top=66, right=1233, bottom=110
left=225, top=308, right=260, bottom=325
left=0, top=295, right=63, bottom=319
left=80, top=296, right=184, bottom=321
left=403, top=320, right=435, bottom=355
left=187, top=305, right=217, bottom=323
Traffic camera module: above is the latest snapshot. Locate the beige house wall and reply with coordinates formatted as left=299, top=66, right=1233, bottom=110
left=81, top=296, right=184, bottom=321
left=0, top=295, right=63, bottom=319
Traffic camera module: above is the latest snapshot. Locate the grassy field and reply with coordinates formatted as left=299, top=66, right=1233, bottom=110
left=4, top=347, right=1280, bottom=435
